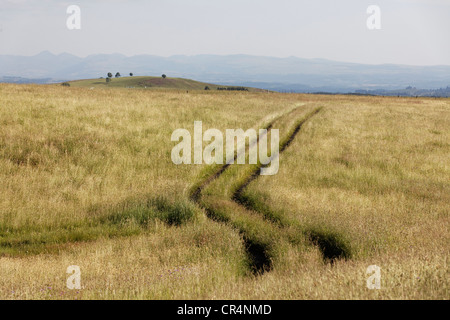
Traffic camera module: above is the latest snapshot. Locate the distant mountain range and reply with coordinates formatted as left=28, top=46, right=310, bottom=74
left=1, top=51, right=450, bottom=95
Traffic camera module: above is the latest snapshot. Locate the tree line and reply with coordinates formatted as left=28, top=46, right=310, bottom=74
left=105, top=72, right=167, bottom=83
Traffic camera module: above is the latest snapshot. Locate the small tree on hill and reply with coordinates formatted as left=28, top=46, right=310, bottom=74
left=162, top=74, right=166, bottom=79
left=107, top=72, right=112, bottom=78
left=115, top=72, right=121, bottom=78
left=129, top=73, right=133, bottom=77
left=106, top=77, right=111, bottom=83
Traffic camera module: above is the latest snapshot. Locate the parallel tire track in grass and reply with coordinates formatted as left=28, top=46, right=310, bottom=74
left=189, top=106, right=300, bottom=204
left=232, top=107, right=353, bottom=263
left=189, top=106, right=328, bottom=274
left=233, top=107, right=323, bottom=198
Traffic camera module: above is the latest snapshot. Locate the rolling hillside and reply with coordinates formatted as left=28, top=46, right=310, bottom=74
left=65, top=76, right=265, bottom=92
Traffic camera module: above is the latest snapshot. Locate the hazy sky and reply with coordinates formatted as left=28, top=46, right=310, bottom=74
left=0, top=0, right=449, bottom=65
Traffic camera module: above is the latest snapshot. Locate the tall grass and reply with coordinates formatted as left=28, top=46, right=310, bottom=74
left=0, top=84, right=448, bottom=299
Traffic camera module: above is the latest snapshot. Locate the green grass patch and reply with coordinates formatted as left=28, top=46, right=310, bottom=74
left=105, top=196, right=197, bottom=227
left=0, top=196, right=197, bottom=257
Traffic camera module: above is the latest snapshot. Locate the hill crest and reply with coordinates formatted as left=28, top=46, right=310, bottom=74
left=65, top=76, right=265, bottom=92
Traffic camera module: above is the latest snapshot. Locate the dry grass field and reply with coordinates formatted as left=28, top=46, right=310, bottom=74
left=0, top=83, right=448, bottom=299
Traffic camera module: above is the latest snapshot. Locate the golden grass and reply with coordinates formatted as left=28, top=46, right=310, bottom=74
left=240, top=95, right=449, bottom=298
left=0, top=84, right=448, bottom=299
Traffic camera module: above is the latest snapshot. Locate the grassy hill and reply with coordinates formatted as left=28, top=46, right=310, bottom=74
left=65, top=76, right=265, bottom=92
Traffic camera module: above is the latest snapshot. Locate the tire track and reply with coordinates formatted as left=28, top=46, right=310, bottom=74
left=189, top=106, right=322, bottom=274
left=232, top=107, right=352, bottom=263
left=189, top=105, right=302, bottom=203
left=233, top=107, right=323, bottom=199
